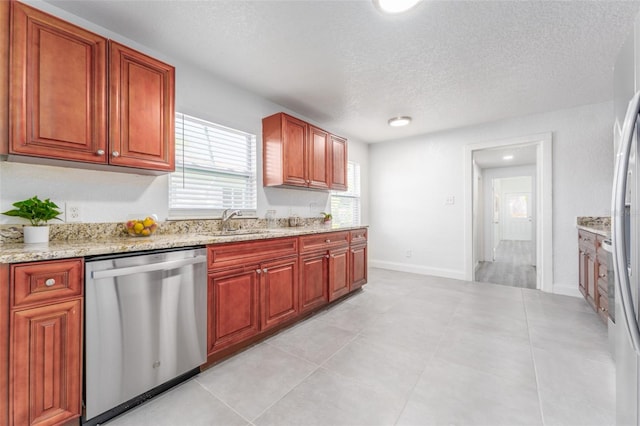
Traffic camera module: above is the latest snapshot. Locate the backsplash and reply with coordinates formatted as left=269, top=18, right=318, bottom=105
left=0, top=217, right=327, bottom=244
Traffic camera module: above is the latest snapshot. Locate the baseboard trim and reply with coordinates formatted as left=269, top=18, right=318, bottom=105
left=369, top=260, right=466, bottom=281
left=551, top=284, right=582, bottom=298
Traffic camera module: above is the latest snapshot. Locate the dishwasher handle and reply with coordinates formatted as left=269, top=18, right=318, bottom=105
left=91, top=255, right=207, bottom=280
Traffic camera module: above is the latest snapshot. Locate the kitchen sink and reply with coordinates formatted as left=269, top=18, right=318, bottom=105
left=209, top=229, right=272, bottom=236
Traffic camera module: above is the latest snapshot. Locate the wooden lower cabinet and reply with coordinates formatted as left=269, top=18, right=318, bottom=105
left=207, top=267, right=260, bottom=355
left=299, top=252, right=329, bottom=313
left=207, top=229, right=367, bottom=361
left=260, top=257, right=299, bottom=331
left=328, top=247, right=349, bottom=302
left=10, top=299, right=82, bottom=426
left=349, top=243, right=368, bottom=291
left=578, top=229, right=610, bottom=323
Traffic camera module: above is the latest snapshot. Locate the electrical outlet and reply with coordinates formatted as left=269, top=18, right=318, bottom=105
left=445, top=195, right=455, bottom=205
left=405, top=249, right=412, bottom=258
left=66, top=204, right=82, bottom=223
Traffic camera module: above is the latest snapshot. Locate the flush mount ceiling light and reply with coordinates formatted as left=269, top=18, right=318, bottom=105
left=374, top=0, right=422, bottom=14
left=388, top=116, right=412, bottom=127
left=503, top=155, right=514, bottom=160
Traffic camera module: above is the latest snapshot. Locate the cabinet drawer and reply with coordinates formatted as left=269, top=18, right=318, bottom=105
left=350, top=229, right=367, bottom=245
left=596, top=235, right=609, bottom=264
left=597, top=263, right=608, bottom=282
left=208, top=238, right=297, bottom=270
left=598, top=286, right=609, bottom=321
left=299, top=232, right=349, bottom=253
left=11, top=259, right=83, bottom=308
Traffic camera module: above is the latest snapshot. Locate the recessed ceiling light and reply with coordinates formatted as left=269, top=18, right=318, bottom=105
left=374, top=0, right=422, bottom=14
left=388, top=116, right=412, bottom=127
left=503, top=155, right=514, bottom=160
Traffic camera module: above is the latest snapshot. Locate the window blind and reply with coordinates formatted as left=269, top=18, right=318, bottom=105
left=330, top=162, right=361, bottom=226
left=169, top=113, right=257, bottom=218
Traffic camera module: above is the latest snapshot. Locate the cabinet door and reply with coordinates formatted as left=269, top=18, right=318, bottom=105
left=330, top=135, right=348, bottom=191
left=208, top=268, right=259, bottom=354
left=299, top=252, right=329, bottom=313
left=260, top=257, right=299, bottom=331
left=307, top=126, right=330, bottom=189
left=10, top=2, right=107, bottom=163
left=282, top=114, right=308, bottom=187
left=349, top=244, right=367, bottom=291
left=578, top=249, right=587, bottom=298
left=10, top=299, right=82, bottom=426
left=586, top=255, right=597, bottom=309
left=109, top=41, right=175, bottom=171
left=328, top=247, right=349, bottom=301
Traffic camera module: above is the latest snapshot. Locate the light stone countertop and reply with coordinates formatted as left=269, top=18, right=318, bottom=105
left=576, top=224, right=610, bottom=238
left=576, top=216, right=610, bottom=238
left=0, top=225, right=367, bottom=264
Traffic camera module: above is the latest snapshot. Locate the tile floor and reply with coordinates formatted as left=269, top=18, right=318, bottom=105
left=106, top=268, right=614, bottom=426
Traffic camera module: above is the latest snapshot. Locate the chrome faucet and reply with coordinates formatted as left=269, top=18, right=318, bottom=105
left=221, top=209, right=242, bottom=232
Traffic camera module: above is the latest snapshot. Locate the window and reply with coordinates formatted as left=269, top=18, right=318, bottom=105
left=169, top=113, right=257, bottom=218
left=330, top=162, right=361, bottom=226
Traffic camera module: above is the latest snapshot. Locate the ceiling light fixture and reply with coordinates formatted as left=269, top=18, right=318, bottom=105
left=388, top=116, right=412, bottom=127
left=503, top=155, right=514, bottom=160
left=374, top=0, right=422, bottom=14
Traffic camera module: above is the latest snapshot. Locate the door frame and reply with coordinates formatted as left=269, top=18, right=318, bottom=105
left=464, top=132, right=553, bottom=292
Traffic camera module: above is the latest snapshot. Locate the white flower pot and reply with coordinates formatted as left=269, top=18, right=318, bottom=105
left=23, top=226, right=49, bottom=244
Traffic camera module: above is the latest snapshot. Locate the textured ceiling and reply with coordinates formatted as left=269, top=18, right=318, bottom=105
left=46, top=0, right=640, bottom=143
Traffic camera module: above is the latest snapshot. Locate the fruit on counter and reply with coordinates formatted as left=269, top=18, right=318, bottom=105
left=126, top=216, right=158, bottom=236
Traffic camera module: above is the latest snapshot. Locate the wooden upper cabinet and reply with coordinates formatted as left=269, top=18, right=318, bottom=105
left=9, top=1, right=107, bottom=162
left=7, top=2, right=175, bottom=173
left=308, top=126, right=330, bottom=189
left=109, top=41, right=175, bottom=171
left=262, top=112, right=347, bottom=190
left=330, top=135, right=348, bottom=191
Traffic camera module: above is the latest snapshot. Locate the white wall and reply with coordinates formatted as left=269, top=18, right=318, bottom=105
left=369, top=101, right=613, bottom=294
left=0, top=1, right=369, bottom=225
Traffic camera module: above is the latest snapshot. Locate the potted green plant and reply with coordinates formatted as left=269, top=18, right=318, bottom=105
left=2, top=196, right=63, bottom=243
left=320, top=212, right=332, bottom=226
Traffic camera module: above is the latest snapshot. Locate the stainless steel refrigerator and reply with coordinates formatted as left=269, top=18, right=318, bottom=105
left=613, top=13, right=640, bottom=426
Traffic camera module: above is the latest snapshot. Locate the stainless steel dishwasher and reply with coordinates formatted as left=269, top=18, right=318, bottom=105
left=83, top=247, right=207, bottom=425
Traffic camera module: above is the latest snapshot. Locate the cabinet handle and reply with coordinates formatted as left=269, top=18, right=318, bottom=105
left=256, top=269, right=261, bottom=274
left=263, top=268, right=268, bottom=273
left=45, top=278, right=56, bottom=287
left=96, top=149, right=105, bottom=156
left=112, top=151, right=120, bottom=158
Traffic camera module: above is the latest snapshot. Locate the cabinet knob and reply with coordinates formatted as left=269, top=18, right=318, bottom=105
left=256, top=269, right=261, bottom=274
left=263, top=268, right=268, bottom=273
left=600, top=306, right=606, bottom=312
left=96, top=149, right=105, bottom=156
left=112, top=151, right=120, bottom=158
left=599, top=273, right=606, bottom=278
left=45, top=278, right=56, bottom=287
left=325, top=255, right=330, bottom=259
left=325, top=239, right=331, bottom=243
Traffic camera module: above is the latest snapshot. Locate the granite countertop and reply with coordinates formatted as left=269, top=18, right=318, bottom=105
left=576, top=216, right=610, bottom=238
left=0, top=225, right=367, bottom=264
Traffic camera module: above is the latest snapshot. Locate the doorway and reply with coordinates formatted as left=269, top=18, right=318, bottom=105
left=463, top=133, right=553, bottom=292
left=476, top=174, right=536, bottom=288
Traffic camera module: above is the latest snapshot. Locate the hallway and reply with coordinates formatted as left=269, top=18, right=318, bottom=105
left=476, top=240, right=536, bottom=289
